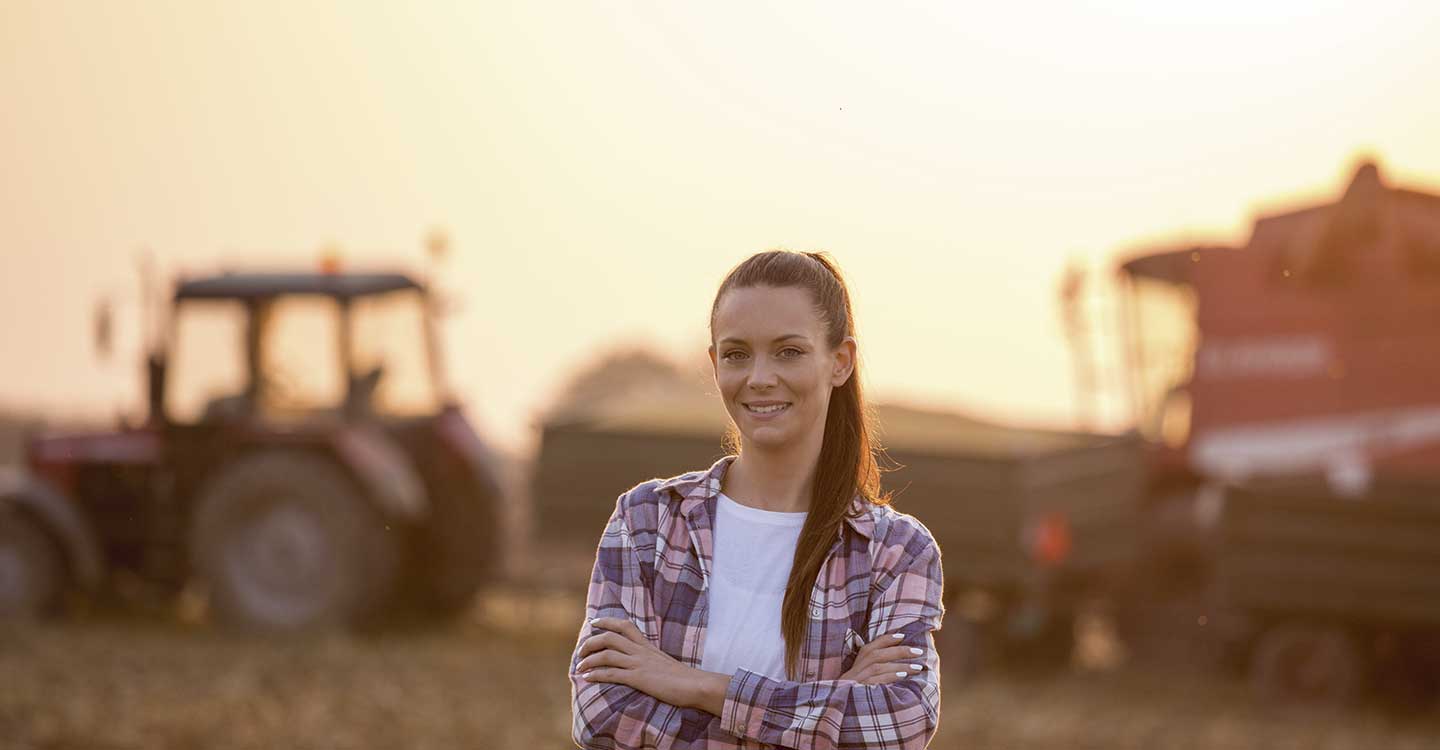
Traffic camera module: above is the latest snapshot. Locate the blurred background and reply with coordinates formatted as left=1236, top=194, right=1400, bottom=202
left=3, top=2, right=1440, bottom=748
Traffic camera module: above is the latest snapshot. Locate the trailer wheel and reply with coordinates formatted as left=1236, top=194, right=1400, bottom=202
left=191, top=452, right=400, bottom=631
left=0, top=510, right=65, bottom=619
left=1251, top=623, right=1365, bottom=705
left=1372, top=632, right=1440, bottom=709
left=1002, top=612, right=1074, bottom=674
left=937, top=615, right=986, bottom=684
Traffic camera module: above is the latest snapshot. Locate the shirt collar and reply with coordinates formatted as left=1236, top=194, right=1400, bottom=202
left=659, top=454, right=877, bottom=540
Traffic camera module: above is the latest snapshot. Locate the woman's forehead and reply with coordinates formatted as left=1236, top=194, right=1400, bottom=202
left=713, top=285, right=825, bottom=341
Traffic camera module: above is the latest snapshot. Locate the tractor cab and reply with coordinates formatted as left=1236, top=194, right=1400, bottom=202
left=157, top=272, right=445, bottom=427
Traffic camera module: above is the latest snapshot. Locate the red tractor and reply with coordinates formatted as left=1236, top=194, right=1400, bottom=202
left=0, top=270, right=505, bottom=629
left=1114, top=162, right=1440, bottom=700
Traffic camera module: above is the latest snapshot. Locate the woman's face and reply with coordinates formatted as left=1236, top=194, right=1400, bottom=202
left=710, top=285, right=855, bottom=453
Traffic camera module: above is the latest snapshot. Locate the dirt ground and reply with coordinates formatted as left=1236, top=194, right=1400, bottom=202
left=1, top=589, right=1437, bottom=750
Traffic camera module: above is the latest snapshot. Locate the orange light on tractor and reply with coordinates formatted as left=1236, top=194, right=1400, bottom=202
left=319, top=248, right=343, bottom=275
left=1024, top=511, right=1072, bottom=567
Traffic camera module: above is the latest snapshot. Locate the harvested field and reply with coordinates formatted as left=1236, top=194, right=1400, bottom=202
left=0, top=589, right=1437, bottom=750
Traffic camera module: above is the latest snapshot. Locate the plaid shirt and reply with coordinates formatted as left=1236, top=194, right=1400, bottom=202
left=570, top=455, right=944, bottom=749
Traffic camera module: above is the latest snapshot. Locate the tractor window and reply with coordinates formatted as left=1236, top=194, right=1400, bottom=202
left=166, top=300, right=250, bottom=424
left=257, top=297, right=347, bottom=419
left=350, top=289, right=440, bottom=416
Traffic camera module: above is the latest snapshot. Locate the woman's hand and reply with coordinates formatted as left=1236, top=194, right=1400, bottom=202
left=576, top=617, right=717, bottom=709
left=838, top=631, right=927, bottom=685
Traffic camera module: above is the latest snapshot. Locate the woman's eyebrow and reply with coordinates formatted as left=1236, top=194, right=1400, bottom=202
left=718, top=333, right=808, bottom=346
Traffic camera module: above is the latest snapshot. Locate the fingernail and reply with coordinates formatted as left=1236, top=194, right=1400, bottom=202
left=891, top=633, right=904, bottom=640
left=910, top=664, right=923, bottom=670
left=909, top=647, right=923, bottom=655
left=583, top=671, right=592, bottom=679
left=895, top=671, right=907, bottom=677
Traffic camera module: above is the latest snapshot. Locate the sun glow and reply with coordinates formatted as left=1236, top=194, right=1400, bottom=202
left=1, top=2, right=1439, bottom=448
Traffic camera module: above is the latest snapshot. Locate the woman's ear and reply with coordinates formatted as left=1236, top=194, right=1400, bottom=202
left=832, top=336, right=856, bottom=387
left=708, top=344, right=719, bottom=374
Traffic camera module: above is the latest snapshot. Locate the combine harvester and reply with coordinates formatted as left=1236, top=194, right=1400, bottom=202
left=1113, top=161, right=1440, bottom=703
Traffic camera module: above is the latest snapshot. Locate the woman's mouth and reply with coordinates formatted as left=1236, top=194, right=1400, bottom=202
left=744, top=402, right=791, bottom=416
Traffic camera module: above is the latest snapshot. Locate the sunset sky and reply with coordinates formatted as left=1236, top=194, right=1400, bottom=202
left=4, top=2, right=1439, bottom=452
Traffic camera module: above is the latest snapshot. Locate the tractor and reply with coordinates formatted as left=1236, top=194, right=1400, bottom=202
left=0, top=268, right=505, bottom=630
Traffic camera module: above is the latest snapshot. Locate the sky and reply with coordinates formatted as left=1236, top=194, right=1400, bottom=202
left=3, top=1, right=1439, bottom=452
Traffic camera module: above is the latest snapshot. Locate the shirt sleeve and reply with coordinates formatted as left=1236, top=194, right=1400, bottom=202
left=569, top=493, right=720, bottom=749
left=717, top=532, right=945, bottom=750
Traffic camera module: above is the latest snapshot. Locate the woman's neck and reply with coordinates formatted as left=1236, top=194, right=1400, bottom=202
left=723, top=436, right=822, bottom=513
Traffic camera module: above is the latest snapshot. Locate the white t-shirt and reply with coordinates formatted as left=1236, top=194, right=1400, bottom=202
left=699, top=492, right=808, bottom=681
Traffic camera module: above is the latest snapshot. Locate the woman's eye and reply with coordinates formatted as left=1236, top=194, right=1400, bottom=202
left=723, top=350, right=748, bottom=362
left=779, top=348, right=803, bottom=358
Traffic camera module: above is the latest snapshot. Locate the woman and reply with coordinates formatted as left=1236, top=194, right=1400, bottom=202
left=570, top=251, right=944, bottom=749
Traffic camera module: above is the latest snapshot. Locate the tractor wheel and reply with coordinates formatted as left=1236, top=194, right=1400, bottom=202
left=0, top=510, right=65, bottom=619
left=1251, top=623, right=1365, bottom=705
left=411, top=485, right=501, bottom=618
left=191, top=452, right=400, bottom=631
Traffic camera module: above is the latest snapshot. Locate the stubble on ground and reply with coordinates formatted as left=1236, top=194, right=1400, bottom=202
left=0, top=589, right=1436, bottom=750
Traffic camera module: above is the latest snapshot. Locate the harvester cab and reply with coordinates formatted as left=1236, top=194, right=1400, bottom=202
left=1118, top=161, right=1440, bottom=499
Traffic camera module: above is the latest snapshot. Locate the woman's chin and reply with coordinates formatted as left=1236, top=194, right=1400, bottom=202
left=736, top=424, right=795, bottom=451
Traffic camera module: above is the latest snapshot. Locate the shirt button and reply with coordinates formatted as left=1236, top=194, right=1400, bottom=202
left=811, top=606, right=823, bottom=618
left=806, top=671, right=817, bottom=679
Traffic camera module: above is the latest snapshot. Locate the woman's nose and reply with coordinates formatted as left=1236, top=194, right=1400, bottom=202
left=748, top=360, right=778, bottom=389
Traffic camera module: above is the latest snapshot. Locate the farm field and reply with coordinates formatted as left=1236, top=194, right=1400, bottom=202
left=2, top=589, right=1437, bottom=750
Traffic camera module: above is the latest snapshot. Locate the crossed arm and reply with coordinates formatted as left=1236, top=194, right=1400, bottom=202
left=568, top=497, right=944, bottom=749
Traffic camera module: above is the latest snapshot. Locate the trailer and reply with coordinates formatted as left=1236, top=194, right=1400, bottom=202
left=532, top=384, right=1144, bottom=675
left=1219, top=478, right=1440, bottom=703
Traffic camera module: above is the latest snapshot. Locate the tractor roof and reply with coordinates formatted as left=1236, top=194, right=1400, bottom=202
left=174, top=272, right=422, bottom=301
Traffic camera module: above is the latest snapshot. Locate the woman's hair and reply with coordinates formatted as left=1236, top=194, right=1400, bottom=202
left=709, top=250, right=890, bottom=679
